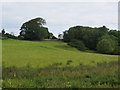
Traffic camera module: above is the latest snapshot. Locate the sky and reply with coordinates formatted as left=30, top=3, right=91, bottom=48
left=1, top=1, right=119, bottom=37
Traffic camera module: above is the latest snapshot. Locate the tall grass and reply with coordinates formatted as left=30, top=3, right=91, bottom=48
left=2, top=61, right=119, bottom=88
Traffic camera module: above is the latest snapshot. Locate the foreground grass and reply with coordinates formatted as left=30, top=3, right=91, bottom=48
left=2, top=39, right=118, bottom=68
left=3, top=61, right=119, bottom=88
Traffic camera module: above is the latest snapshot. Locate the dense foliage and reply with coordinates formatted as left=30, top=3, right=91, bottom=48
left=68, top=39, right=87, bottom=51
left=1, top=29, right=17, bottom=40
left=19, top=17, right=54, bottom=40
left=63, top=26, right=119, bottom=55
left=96, top=34, right=118, bottom=54
left=2, top=29, right=5, bottom=35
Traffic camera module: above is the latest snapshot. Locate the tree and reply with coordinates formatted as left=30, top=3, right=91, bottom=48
left=52, top=36, right=57, bottom=39
left=108, top=30, right=120, bottom=45
left=63, top=30, right=71, bottom=42
left=48, top=33, right=53, bottom=39
left=63, top=25, right=119, bottom=54
left=39, top=27, right=49, bottom=39
left=109, top=30, right=118, bottom=38
left=63, top=26, right=109, bottom=50
left=19, top=17, right=49, bottom=40
left=49, top=33, right=57, bottom=39
left=113, top=46, right=120, bottom=55
left=96, top=35, right=118, bottom=54
left=58, top=34, right=63, bottom=40
left=2, top=29, right=5, bottom=35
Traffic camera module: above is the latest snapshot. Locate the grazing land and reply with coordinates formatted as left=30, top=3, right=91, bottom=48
left=2, top=39, right=118, bottom=68
left=2, top=39, right=119, bottom=88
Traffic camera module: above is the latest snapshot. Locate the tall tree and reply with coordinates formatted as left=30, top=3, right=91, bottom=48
left=2, top=29, right=5, bottom=35
left=19, top=17, right=49, bottom=40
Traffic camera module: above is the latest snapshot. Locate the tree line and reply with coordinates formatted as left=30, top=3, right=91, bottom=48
left=63, top=26, right=120, bottom=55
left=1, top=17, right=119, bottom=55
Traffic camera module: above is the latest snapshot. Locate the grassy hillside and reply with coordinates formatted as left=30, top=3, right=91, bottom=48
left=2, top=39, right=119, bottom=88
left=2, top=39, right=118, bottom=68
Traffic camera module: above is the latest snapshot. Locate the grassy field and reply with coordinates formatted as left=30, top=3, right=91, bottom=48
left=2, top=39, right=118, bottom=68
left=2, top=61, right=119, bottom=88
left=2, top=39, right=119, bottom=88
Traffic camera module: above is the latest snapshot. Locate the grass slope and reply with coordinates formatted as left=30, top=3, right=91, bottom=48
left=2, top=39, right=118, bottom=68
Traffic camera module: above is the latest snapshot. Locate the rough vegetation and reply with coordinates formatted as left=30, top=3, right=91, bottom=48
left=3, top=61, right=119, bottom=88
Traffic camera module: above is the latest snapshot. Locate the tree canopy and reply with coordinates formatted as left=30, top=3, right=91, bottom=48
left=19, top=17, right=50, bottom=40
left=2, top=29, right=5, bottom=35
left=96, top=34, right=118, bottom=54
left=63, top=25, right=119, bottom=55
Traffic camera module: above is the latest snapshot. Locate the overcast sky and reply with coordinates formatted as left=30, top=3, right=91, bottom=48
left=1, top=2, right=118, bottom=37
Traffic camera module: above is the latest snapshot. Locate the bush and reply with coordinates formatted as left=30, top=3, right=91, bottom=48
left=96, top=38, right=117, bottom=54
left=68, top=39, right=87, bottom=51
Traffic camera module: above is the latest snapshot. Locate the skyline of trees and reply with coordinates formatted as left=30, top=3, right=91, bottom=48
left=63, top=25, right=119, bottom=55
left=1, top=17, right=119, bottom=55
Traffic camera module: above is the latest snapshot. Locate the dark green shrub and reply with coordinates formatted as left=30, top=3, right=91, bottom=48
left=96, top=35, right=118, bottom=54
left=68, top=39, right=87, bottom=51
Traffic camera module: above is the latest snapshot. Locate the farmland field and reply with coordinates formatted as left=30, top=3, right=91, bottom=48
left=2, top=39, right=119, bottom=88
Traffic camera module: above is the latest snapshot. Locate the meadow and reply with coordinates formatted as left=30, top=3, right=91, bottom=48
left=2, top=39, right=118, bottom=68
left=2, top=39, right=119, bottom=88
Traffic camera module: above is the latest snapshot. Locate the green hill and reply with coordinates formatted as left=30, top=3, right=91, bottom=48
left=2, top=39, right=118, bottom=68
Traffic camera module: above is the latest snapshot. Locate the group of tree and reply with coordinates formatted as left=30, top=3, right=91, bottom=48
left=1, top=29, right=17, bottom=39
left=1, top=17, right=119, bottom=55
left=18, top=17, right=56, bottom=40
left=63, top=26, right=120, bottom=55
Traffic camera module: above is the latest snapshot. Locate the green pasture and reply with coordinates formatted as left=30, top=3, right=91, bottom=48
left=2, top=39, right=118, bottom=68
